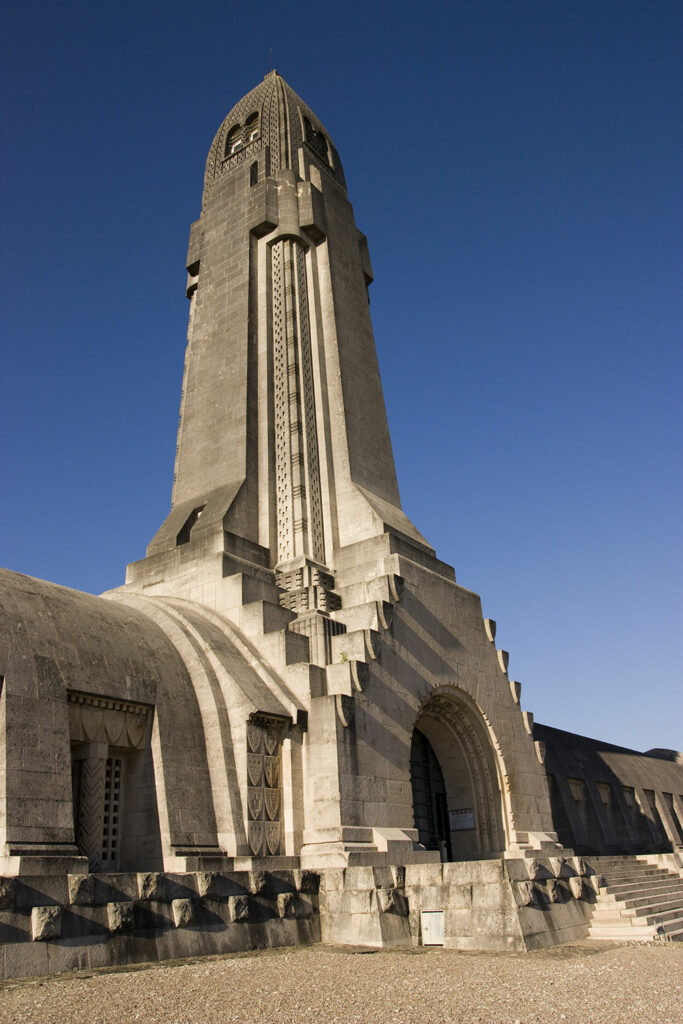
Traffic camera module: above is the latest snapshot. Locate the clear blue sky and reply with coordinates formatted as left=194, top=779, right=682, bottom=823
left=2, top=1, right=681, bottom=752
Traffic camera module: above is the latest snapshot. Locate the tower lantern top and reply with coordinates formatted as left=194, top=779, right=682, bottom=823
left=203, top=70, right=346, bottom=203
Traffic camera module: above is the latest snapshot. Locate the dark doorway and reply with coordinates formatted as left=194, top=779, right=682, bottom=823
left=410, top=727, right=452, bottom=860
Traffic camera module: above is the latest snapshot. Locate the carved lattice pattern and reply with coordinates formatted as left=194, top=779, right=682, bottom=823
left=76, top=756, right=107, bottom=872
left=101, top=757, right=122, bottom=864
left=271, top=238, right=324, bottom=565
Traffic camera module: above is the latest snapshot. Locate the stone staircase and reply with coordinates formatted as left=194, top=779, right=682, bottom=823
left=587, top=856, right=683, bottom=942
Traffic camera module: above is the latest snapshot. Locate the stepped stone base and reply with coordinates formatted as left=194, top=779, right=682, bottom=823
left=0, top=855, right=601, bottom=978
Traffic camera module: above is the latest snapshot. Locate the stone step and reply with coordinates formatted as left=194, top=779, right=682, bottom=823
left=335, top=573, right=404, bottom=608
left=643, top=906, right=683, bottom=926
left=603, top=872, right=678, bottom=886
left=217, top=572, right=281, bottom=611
left=238, top=599, right=296, bottom=637
left=331, top=600, right=393, bottom=634
left=621, top=891, right=683, bottom=912
left=631, top=897, right=683, bottom=917
left=599, top=872, right=673, bottom=887
left=603, top=878, right=683, bottom=898
left=598, top=860, right=670, bottom=870
left=587, top=923, right=656, bottom=940
left=656, top=916, right=683, bottom=934
left=258, top=628, right=311, bottom=668
left=598, top=865, right=671, bottom=877
left=590, top=909, right=650, bottom=924
left=588, top=857, right=683, bottom=944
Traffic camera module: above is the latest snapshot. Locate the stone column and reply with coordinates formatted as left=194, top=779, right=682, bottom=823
left=73, top=742, right=108, bottom=871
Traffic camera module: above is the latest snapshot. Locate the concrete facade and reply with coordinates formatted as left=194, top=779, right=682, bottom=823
left=0, top=72, right=681, bottom=976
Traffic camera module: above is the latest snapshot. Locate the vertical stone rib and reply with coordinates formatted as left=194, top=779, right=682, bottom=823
left=272, top=239, right=325, bottom=565
left=294, top=245, right=325, bottom=563
left=273, top=240, right=294, bottom=562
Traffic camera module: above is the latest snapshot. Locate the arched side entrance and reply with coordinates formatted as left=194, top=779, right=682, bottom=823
left=410, top=689, right=507, bottom=860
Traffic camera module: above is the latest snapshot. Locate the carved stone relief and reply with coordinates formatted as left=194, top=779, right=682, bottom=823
left=246, top=716, right=285, bottom=857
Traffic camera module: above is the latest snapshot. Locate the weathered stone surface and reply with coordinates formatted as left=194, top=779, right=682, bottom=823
left=172, top=898, right=196, bottom=927
left=137, top=873, right=164, bottom=901
left=293, top=870, right=320, bottom=894
left=31, top=906, right=61, bottom=941
left=277, top=893, right=296, bottom=918
left=107, top=901, right=135, bottom=934
left=0, top=877, right=16, bottom=909
left=249, top=872, right=269, bottom=897
left=569, top=876, right=585, bottom=899
left=514, top=881, right=536, bottom=907
left=229, top=895, right=250, bottom=922
left=68, top=874, right=94, bottom=906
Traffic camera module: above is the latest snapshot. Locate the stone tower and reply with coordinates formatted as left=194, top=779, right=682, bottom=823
left=119, top=71, right=560, bottom=868
left=125, top=69, right=430, bottom=678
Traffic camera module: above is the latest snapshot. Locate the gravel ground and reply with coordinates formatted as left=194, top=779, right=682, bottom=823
left=0, top=941, right=681, bottom=1024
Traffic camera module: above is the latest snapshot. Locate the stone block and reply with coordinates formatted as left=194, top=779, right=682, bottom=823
left=277, top=892, right=296, bottom=918
left=293, top=869, right=320, bottom=894
left=471, top=883, right=505, bottom=909
left=249, top=871, right=269, bottom=896
left=319, top=869, right=345, bottom=892
left=137, top=872, right=165, bottom=901
left=503, top=858, right=530, bottom=882
left=3, top=939, right=49, bottom=978
left=513, top=881, right=535, bottom=907
left=405, top=862, right=443, bottom=888
left=0, top=877, right=16, bottom=909
left=342, top=889, right=374, bottom=915
left=197, top=872, right=242, bottom=899
left=546, top=879, right=562, bottom=903
left=445, top=885, right=472, bottom=910
left=376, top=887, right=408, bottom=915
left=31, top=906, right=61, bottom=941
left=371, top=866, right=395, bottom=889
left=527, top=858, right=552, bottom=881
left=568, top=876, right=584, bottom=899
left=392, top=865, right=406, bottom=889
left=107, top=901, right=135, bottom=934
left=549, top=857, right=572, bottom=878
left=227, top=894, right=249, bottom=922
left=442, top=860, right=502, bottom=886
left=68, top=874, right=94, bottom=906
left=343, top=866, right=375, bottom=890
left=172, top=898, right=196, bottom=928
left=14, top=876, right=69, bottom=908
left=93, top=874, right=138, bottom=905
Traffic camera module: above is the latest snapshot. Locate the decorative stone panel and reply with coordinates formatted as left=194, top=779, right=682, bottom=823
left=67, top=691, right=152, bottom=749
left=246, top=718, right=285, bottom=856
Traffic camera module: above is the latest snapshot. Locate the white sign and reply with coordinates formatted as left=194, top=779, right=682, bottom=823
left=449, top=807, right=475, bottom=830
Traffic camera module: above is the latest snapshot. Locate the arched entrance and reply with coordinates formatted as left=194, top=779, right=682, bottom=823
left=410, top=689, right=507, bottom=860
left=410, top=728, right=452, bottom=860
